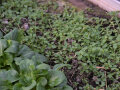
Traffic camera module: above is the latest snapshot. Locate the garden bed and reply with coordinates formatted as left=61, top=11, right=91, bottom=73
left=0, top=0, right=120, bottom=90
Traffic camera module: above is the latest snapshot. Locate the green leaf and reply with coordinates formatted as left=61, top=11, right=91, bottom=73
left=4, top=29, right=18, bottom=41
left=0, top=39, right=7, bottom=50
left=48, top=70, right=66, bottom=87
left=53, top=64, right=71, bottom=70
left=22, top=51, right=35, bottom=59
left=14, top=57, right=24, bottom=65
left=0, top=41, right=3, bottom=56
left=18, top=45, right=31, bottom=56
left=32, top=53, right=48, bottom=64
left=13, top=80, right=36, bottom=90
left=19, top=75, right=33, bottom=87
left=5, top=41, right=19, bottom=54
left=63, top=85, right=73, bottom=90
left=0, top=31, right=3, bottom=39
left=13, top=83, right=23, bottom=90
left=38, top=77, right=47, bottom=86
left=36, top=82, right=46, bottom=90
left=0, top=70, right=19, bottom=84
left=36, top=64, right=50, bottom=76
left=4, top=53, right=14, bottom=66
left=36, top=64, right=50, bottom=70
left=18, top=59, right=35, bottom=73
left=4, top=29, right=24, bottom=42
left=0, top=39, right=7, bottom=56
left=57, top=78, right=67, bottom=87
left=22, top=80, right=36, bottom=90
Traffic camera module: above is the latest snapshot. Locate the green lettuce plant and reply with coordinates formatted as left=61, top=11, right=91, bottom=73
left=0, top=30, right=72, bottom=90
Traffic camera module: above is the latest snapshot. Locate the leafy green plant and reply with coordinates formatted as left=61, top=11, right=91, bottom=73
left=0, top=30, right=72, bottom=90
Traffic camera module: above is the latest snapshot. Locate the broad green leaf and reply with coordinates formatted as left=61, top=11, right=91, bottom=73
left=22, top=51, right=35, bottom=59
left=18, top=59, right=35, bottom=73
left=0, top=86, right=11, bottom=90
left=4, top=29, right=18, bottom=41
left=5, top=41, right=19, bottom=54
left=19, top=75, right=34, bottom=87
left=0, top=39, right=7, bottom=56
left=53, top=64, right=71, bottom=70
left=32, top=53, right=48, bottom=64
left=14, top=57, right=24, bottom=65
left=0, top=70, right=19, bottom=84
left=18, top=46, right=47, bottom=64
left=0, top=31, right=3, bottom=38
left=57, top=78, right=67, bottom=87
left=63, top=85, right=73, bottom=90
left=0, top=40, right=3, bottom=56
left=38, top=77, right=47, bottom=86
left=4, top=53, right=13, bottom=66
left=0, top=39, right=7, bottom=50
left=36, top=69, right=49, bottom=76
left=48, top=70, right=66, bottom=87
left=13, top=83, right=23, bottom=90
left=36, top=82, right=46, bottom=90
left=36, top=64, right=50, bottom=75
left=22, top=80, right=36, bottom=90
left=36, top=64, right=50, bottom=70
left=13, top=80, right=36, bottom=90
left=18, top=45, right=31, bottom=56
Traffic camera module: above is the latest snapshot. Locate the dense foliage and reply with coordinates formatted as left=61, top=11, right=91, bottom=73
left=0, top=30, right=72, bottom=90
left=0, top=0, right=120, bottom=89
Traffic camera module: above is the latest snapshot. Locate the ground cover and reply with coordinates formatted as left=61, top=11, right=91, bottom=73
left=0, top=0, right=120, bottom=89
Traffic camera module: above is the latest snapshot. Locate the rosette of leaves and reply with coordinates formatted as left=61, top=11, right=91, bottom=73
left=0, top=30, right=72, bottom=90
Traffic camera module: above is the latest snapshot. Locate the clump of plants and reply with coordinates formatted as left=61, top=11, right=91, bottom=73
left=0, top=30, right=72, bottom=90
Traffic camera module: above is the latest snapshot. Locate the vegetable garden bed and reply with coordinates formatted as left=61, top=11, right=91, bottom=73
left=0, top=0, right=120, bottom=90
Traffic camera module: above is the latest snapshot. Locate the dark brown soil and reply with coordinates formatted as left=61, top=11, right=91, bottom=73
left=63, top=60, right=98, bottom=90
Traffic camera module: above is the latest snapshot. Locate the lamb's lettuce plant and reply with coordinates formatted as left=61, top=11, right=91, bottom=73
left=0, top=30, right=72, bottom=90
